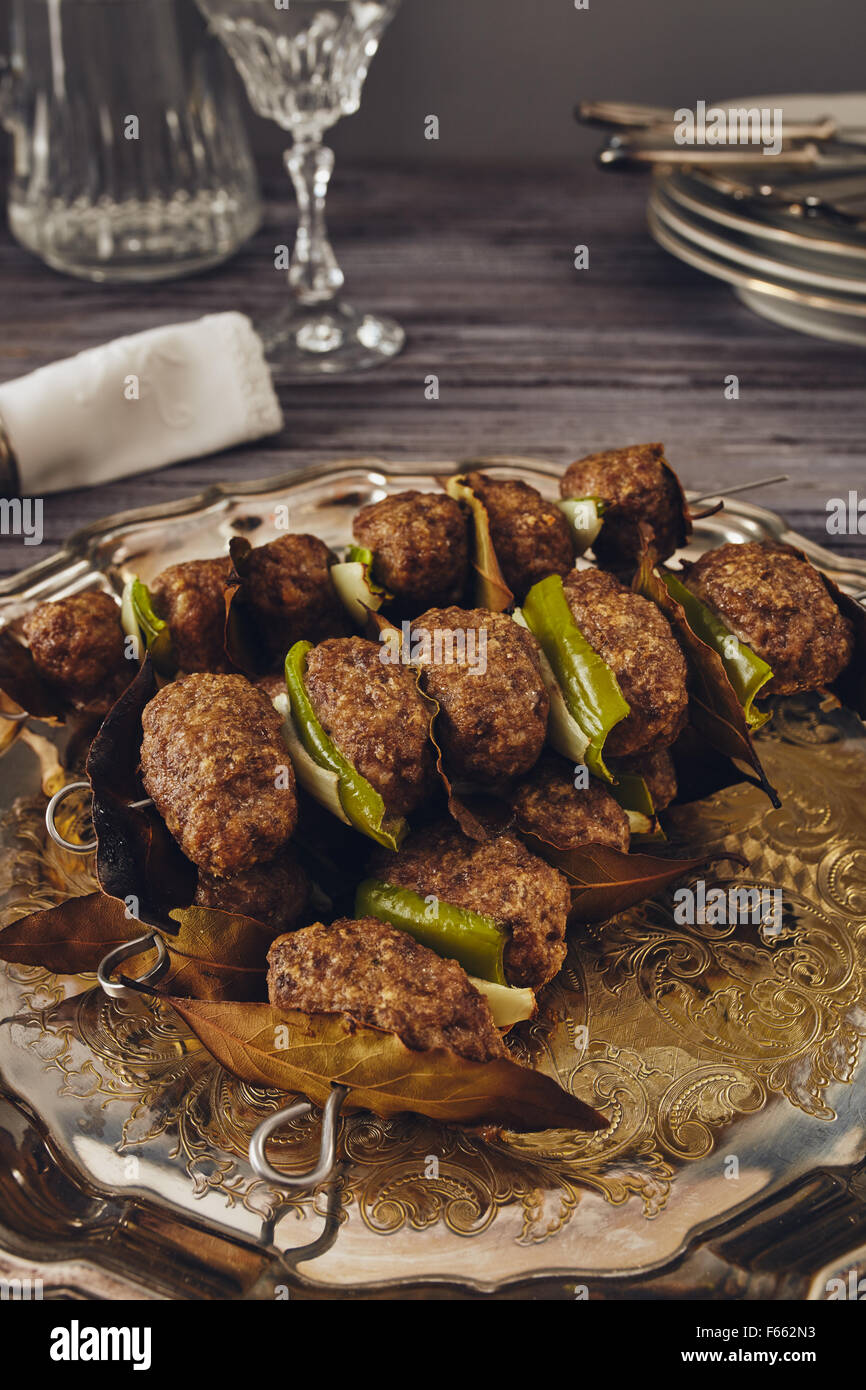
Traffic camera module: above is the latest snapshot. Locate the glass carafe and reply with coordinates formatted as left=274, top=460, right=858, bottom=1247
left=0, top=0, right=262, bottom=282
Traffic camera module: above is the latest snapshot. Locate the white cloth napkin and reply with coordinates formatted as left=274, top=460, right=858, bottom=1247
left=0, top=312, right=283, bottom=495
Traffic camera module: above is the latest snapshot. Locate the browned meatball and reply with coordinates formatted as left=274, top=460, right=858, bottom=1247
left=352, top=490, right=469, bottom=610
left=194, top=847, right=310, bottom=934
left=254, top=670, right=286, bottom=703
left=303, top=636, right=435, bottom=817
left=411, top=607, right=548, bottom=784
left=371, top=822, right=570, bottom=990
left=150, top=557, right=232, bottom=674
left=510, top=753, right=630, bottom=852
left=140, top=672, right=297, bottom=876
left=465, top=472, right=574, bottom=600
left=613, top=748, right=678, bottom=811
left=240, top=533, right=351, bottom=661
left=267, top=917, right=506, bottom=1062
left=563, top=568, right=688, bottom=756
left=23, top=592, right=129, bottom=712
left=560, top=443, right=687, bottom=570
left=682, top=541, right=854, bottom=697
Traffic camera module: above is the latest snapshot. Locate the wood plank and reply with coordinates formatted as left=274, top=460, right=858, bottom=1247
left=1, top=165, right=864, bottom=578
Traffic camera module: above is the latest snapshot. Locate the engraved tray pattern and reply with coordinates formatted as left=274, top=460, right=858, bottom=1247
left=1, top=458, right=865, bottom=1299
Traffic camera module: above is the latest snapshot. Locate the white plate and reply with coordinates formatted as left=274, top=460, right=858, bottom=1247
left=735, top=285, right=866, bottom=346
left=650, top=187, right=866, bottom=294
left=655, top=92, right=866, bottom=262
left=661, top=172, right=866, bottom=263
left=647, top=204, right=866, bottom=344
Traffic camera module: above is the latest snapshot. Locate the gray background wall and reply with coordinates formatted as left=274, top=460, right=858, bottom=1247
left=0, top=0, right=863, bottom=172
left=325, top=0, right=866, bottom=168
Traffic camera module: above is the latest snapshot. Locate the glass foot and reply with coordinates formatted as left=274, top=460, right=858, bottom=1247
left=260, top=300, right=405, bottom=375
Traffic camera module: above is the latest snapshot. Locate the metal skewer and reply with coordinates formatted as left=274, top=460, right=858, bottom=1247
left=97, top=932, right=169, bottom=1000
left=43, top=775, right=347, bottom=1187
left=249, top=1084, right=349, bottom=1190
left=0, top=707, right=29, bottom=723
left=44, top=783, right=152, bottom=853
left=45, top=780, right=98, bottom=854
left=688, top=474, right=789, bottom=506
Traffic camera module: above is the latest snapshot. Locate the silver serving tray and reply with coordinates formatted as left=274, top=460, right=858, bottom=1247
left=1, top=457, right=866, bottom=1301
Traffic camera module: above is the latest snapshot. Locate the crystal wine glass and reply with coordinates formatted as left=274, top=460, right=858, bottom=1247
left=196, top=0, right=404, bottom=373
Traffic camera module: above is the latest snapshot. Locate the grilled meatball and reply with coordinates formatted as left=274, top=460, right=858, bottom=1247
left=563, top=568, right=688, bottom=756
left=352, top=490, right=470, bottom=610
left=254, top=670, right=286, bottom=703
left=682, top=540, right=854, bottom=697
left=560, top=442, right=687, bottom=570
left=510, top=753, right=630, bottom=852
left=140, top=672, right=297, bottom=876
left=150, top=557, right=233, bottom=674
left=239, top=533, right=351, bottom=661
left=303, top=636, right=435, bottom=817
left=613, top=748, right=678, bottom=811
left=371, top=822, right=570, bottom=990
left=465, top=472, right=574, bottom=600
left=194, top=847, right=310, bottom=933
left=411, top=607, right=548, bottom=784
left=267, top=917, right=506, bottom=1062
left=23, top=592, right=129, bottom=712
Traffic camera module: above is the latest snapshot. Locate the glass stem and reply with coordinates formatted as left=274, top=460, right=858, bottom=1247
left=284, top=139, right=344, bottom=306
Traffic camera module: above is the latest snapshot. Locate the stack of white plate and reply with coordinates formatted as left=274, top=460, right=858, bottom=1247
left=648, top=94, right=866, bottom=345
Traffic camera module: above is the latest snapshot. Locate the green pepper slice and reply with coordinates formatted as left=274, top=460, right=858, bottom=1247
left=663, top=573, right=773, bottom=729
left=345, top=546, right=390, bottom=598
left=608, top=770, right=666, bottom=840
left=346, top=544, right=374, bottom=569
left=521, top=574, right=629, bottom=782
left=284, top=641, right=408, bottom=850
left=122, top=577, right=176, bottom=677
left=610, top=771, right=655, bottom=819
left=355, top=878, right=507, bottom=984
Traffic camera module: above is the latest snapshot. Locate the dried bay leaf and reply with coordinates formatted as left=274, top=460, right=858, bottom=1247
left=168, top=997, right=607, bottom=1132
left=520, top=832, right=744, bottom=924
left=444, top=474, right=514, bottom=612
left=86, top=657, right=196, bottom=919
left=0, top=624, right=66, bottom=721
left=0, top=894, right=272, bottom=1001
left=0, top=892, right=138, bottom=972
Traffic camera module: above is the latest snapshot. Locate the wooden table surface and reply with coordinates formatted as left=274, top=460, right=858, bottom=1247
left=1, top=162, right=864, bottom=581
